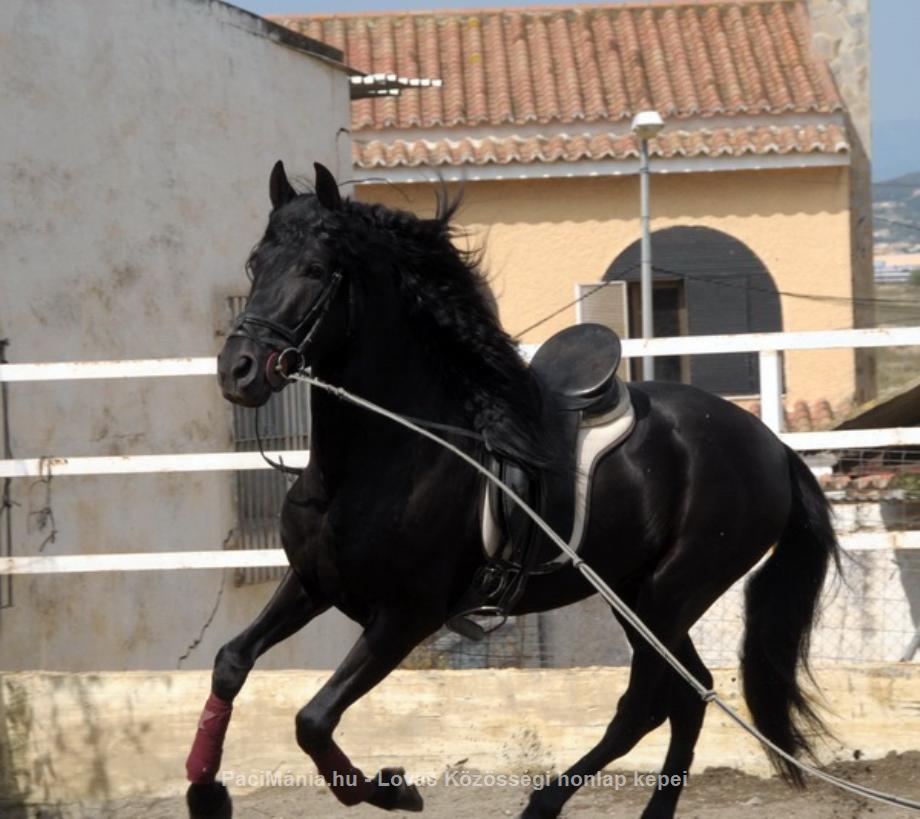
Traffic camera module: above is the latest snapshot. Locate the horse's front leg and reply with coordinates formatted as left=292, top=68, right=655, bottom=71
left=296, top=609, right=437, bottom=812
left=186, top=568, right=328, bottom=818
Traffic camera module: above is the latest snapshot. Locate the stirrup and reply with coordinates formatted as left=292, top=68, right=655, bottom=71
left=445, top=563, right=522, bottom=641
left=445, top=608, right=506, bottom=642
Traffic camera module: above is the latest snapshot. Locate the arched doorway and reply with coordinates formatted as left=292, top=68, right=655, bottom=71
left=605, top=226, right=782, bottom=395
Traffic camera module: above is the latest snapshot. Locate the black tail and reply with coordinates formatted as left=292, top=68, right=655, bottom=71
left=741, top=446, right=841, bottom=786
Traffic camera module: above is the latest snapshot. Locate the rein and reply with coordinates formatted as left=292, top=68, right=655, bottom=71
left=277, top=366, right=920, bottom=814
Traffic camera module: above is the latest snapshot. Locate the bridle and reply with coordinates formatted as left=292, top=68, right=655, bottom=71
left=229, top=265, right=483, bottom=478
left=228, top=269, right=345, bottom=387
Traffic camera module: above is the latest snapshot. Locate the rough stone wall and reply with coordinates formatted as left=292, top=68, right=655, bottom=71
left=809, top=0, right=871, bottom=151
left=808, top=0, right=876, bottom=402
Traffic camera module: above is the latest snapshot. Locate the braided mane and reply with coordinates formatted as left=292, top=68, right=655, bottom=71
left=323, top=191, right=550, bottom=468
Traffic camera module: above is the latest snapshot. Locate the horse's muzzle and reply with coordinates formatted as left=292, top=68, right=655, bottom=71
left=217, top=337, right=273, bottom=407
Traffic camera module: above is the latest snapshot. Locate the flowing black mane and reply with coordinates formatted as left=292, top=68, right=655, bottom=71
left=311, top=189, right=551, bottom=467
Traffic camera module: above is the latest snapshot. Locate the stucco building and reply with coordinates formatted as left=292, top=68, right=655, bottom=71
left=0, top=0, right=358, bottom=672
left=281, top=0, right=874, bottom=420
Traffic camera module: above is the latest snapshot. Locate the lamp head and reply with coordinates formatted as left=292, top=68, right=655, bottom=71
left=631, top=110, right=665, bottom=140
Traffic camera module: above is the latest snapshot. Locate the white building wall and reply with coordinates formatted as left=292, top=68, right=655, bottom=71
left=0, top=0, right=360, bottom=670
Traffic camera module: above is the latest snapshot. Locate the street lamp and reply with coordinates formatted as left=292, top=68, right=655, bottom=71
left=631, top=110, right=664, bottom=380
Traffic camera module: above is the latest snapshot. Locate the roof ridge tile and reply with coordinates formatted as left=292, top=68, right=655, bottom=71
left=353, top=122, right=849, bottom=169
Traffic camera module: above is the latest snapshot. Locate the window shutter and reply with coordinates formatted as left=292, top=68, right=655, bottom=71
left=576, top=282, right=630, bottom=379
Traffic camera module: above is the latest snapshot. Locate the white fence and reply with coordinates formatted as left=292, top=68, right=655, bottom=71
left=1, top=326, right=919, bottom=576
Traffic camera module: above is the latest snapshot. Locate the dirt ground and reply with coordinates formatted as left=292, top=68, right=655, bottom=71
left=5, top=752, right=918, bottom=819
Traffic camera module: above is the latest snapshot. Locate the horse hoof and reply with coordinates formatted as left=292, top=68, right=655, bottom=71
left=187, top=781, right=232, bottom=818
left=366, top=767, right=425, bottom=812
left=519, top=809, right=557, bottom=819
left=519, top=796, right=562, bottom=819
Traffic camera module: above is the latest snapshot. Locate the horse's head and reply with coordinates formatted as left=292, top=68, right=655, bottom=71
left=218, top=161, right=347, bottom=407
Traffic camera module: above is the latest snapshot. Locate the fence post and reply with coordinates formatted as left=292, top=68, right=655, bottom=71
left=758, top=349, right=784, bottom=433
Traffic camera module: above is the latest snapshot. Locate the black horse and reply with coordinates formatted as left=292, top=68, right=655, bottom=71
left=186, top=162, right=839, bottom=819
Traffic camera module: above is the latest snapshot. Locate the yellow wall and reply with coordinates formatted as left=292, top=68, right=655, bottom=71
left=359, top=165, right=859, bottom=406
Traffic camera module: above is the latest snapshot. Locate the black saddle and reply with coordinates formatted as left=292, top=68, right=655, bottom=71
left=447, top=323, right=622, bottom=640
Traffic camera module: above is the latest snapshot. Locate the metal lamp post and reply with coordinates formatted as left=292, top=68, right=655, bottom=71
left=631, top=110, right=664, bottom=381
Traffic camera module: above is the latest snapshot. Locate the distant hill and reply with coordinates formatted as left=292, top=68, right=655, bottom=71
left=873, top=171, right=920, bottom=250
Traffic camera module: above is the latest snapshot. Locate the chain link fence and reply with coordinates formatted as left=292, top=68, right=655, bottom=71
left=691, top=545, right=920, bottom=666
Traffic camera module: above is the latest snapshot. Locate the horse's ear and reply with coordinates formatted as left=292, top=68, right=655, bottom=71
left=269, top=160, right=297, bottom=210
left=313, top=162, right=342, bottom=211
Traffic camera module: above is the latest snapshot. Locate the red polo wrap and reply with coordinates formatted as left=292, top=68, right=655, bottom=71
left=185, top=692, right=233, bottom=784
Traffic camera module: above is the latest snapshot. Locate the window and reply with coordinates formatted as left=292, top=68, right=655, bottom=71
left=605, top=227, right=783, bottom=395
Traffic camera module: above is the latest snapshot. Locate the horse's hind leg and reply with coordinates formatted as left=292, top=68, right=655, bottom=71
left=186, top=569, right=328, bottom=818
left=639, top=637, right=712, bottom=819
left=521, top=578, right=710, bottom=819
left=294, top=608, right=438, bottom=812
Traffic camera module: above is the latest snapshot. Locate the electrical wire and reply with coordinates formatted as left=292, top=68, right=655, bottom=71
left=875, top=215, right=920, bottom=236
left=513, top=259, right=920, bottom=338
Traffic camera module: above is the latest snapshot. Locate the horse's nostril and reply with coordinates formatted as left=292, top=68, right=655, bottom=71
left=232, top=355, right=255, bottom=382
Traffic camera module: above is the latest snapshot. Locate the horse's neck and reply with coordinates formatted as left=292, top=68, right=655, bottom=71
left=308, top=329, right=460, bottom=477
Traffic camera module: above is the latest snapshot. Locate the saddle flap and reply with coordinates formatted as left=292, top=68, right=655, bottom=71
left=480, top=381, right=635, bottom=573
left=485, top=399, right=580, bottom=570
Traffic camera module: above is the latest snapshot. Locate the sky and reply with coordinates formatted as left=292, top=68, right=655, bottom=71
left=237, top=0, right=920, bottom=181
left=870, top=0, right=920, bottom=180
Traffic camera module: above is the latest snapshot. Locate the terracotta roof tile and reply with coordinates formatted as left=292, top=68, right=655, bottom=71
left=738, top=395, right=855, bottom=433
left=395, top=17, right=422, bottom=127
left=483, top=14, right=512, bottom=122
left=353, top=122, right=848, bottom=169
left=571, top=12, right=605, bottom=120
left=817, top=472, right=902, bottom=499
left=279, top=1, right=843, bottom=132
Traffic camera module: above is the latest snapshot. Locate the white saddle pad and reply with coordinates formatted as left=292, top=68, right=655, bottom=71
left=481, top=385, right=636, bottom=567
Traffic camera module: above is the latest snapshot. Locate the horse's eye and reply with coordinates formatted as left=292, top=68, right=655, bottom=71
left=305, top=263, right=325, bottom=278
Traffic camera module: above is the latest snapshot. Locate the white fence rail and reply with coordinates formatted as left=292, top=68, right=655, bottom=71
left=4, top=431, right=920, bottom=479
left=1, top=326, right=918, bottom=574
left=0, top=451, right=309, bottom=479
left=0, top=357, right=216, bottom=382
left=1, top=549, right=288, bottom=575
left=3, top=533, right=918, bottom=576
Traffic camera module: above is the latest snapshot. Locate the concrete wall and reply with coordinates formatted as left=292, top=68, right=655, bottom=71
left=1, top=665, right=917, bottom=806
left=360, top=165, right=860, bottom=406
left=0, top=0, right=360, bottom=671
